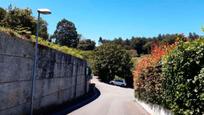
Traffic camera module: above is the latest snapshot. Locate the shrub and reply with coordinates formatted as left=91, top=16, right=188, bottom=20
left=134, top=43, right=175, bottom=105
left=162, top=39, right=204, bottom=114
left=94, top=43, right=133, bottom=86
left=135, top=65, right=164, bottom=105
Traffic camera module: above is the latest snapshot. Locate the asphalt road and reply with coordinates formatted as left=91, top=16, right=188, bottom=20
left=69, top=77, right=150, bottom=115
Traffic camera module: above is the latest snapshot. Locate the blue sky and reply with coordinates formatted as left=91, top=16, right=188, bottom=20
left=1, top=0, right=204, bottom=42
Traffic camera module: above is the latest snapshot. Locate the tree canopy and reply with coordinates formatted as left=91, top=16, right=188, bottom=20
left=98, top=33, right=200, bottom=56
left=0, top=7, right=6, bottom=23
left=77, top=39, right=96, bottom=50
left=0, top=6, right=49, bottom=39
left=94, top=43, right=133, bottom=86
left=54, top=19, right=79, bottom=48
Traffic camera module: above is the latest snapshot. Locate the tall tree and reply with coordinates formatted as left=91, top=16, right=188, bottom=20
left=54, top=19, right=79, bottom=47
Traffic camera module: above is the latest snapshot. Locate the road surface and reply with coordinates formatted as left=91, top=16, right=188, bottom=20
left=69, top=77, right=150, bottom=115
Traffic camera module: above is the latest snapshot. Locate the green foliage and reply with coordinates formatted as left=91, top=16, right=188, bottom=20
left=134, top=39, right=204, bottom=114
left=31, top=35, right=84, bottom=59
left=0, top=27, right=21, bottom=38
left=77, top=39, right=96, bottom=50
left=0, top=7, right=6, bottom=23
left=0, top=6, right=48, bottom=40
left=37, top=18, right=49, bottom=40
left=162, top=39, right=204, bottom=114
left=130, top=37, right=148, bottom=56
left=2, top=7, right=35, bottom=34
left=94, top=43, right=133, bottom=86
left=13, top=25, right=31, bottom=36
left=0, top=26, right=85, bottom=61
left=54, top=19, right=79, bottom=48
left=135, top=66, right=164, bottom=105
left=81, top=50, right=95, bottom=72
left=98, top=34, right=190, bottom=56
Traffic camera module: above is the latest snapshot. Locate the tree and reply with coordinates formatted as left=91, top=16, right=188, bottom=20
left=35, top=18, right=49, bottom=40
left=130, top=37, right=146, bottom=56
left=98, top=37, right=110, bottom=44
left=54, top=19, right=79, bottom=47
left=189, top=32, right=199, bottom=40
left=94, top=43, right=133, bottom=87
left=77, top=39, right=96, bottom=50
left=3, top=7, right=35, bottom=34
left=98, top=37, right=103, bottom=45
left=0, top=6, right=48, bottom=39
left=0, top=7, right=6, bottom=23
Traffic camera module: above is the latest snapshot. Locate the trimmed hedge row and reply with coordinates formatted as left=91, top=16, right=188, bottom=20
left=162, top=39, right=204, bottom=114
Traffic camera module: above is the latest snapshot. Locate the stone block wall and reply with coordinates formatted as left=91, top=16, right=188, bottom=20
left=0, top=32, right=89, bottom=115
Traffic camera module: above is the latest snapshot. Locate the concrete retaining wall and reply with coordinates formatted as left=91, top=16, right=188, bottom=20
left=0, top=32, right=89, bottom=115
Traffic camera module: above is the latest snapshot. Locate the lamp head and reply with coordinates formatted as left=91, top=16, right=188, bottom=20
left=37, top=9, right=51, bottom=15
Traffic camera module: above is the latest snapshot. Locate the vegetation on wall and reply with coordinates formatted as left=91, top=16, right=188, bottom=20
left=0, top=6, right=48, bottom=40
left=0, top=27, right=85, bottom=59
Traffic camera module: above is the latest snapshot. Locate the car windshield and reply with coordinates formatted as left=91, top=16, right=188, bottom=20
left=115, top=80, right=123, bottom=82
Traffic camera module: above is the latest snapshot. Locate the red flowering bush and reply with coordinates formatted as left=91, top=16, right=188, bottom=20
left=134, top=42, right=176, bottom=104
left=134, top=43, right=175, bottom=84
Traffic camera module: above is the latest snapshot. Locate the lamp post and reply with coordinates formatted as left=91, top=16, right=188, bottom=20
left=30, top=8, right=51, bottom=115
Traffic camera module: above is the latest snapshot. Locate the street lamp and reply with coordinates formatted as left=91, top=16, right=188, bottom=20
left=30, top=8, right=51, bottom=115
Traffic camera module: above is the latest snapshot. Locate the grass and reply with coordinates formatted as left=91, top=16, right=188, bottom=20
left=0, top=27, right=22, bottom=38
left=0, top=27, right=86, bottom=59
left=31, top=35, right=85, bottom=59
left=131, top=55, right=150, bottom=68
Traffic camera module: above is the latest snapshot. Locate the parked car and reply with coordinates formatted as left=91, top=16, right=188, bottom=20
left=109, top=79, right=126, bottom=87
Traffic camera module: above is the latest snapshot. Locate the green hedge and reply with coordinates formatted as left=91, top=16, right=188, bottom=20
left=162, top=39, right=204, bottom=114
left=135, top=39, right=204, bottom=115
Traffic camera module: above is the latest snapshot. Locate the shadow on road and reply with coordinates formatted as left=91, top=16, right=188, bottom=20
left=50, top=84, right=101, bottom=115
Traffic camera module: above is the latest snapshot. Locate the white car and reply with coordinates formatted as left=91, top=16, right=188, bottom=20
left=109, top=79, right=127, bottom=87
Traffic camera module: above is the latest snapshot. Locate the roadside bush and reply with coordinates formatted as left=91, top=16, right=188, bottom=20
left=135, top=65, right=164, bottom=105
left=134, top=39, right=204, bottom=114
left=94, top=43, right=133, bottom=87
left=134, top=43, right=175, bottom=105
left=162, top=39, right=204, bottom=114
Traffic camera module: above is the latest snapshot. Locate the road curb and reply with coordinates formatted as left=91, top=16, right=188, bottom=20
left=51, top=84, right=101, bottom=115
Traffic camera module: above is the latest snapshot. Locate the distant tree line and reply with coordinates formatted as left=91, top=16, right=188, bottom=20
left=98, top=33, right=200, bottom=56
